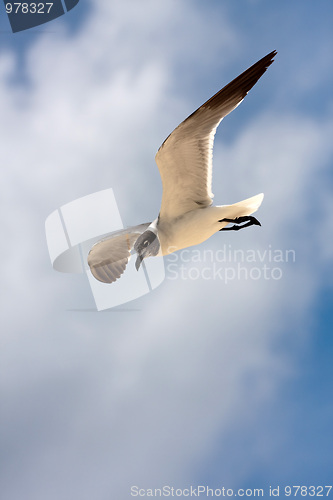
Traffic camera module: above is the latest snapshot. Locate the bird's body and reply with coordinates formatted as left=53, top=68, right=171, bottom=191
left=88, top=51, right=277, bottom=283
left=157, top=193, right=264, bottom=255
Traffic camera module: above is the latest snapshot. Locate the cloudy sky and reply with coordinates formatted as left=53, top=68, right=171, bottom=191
left=1, top=1, right=332, bottom=499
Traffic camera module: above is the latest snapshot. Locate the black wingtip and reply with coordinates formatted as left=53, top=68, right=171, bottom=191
left=157, top=50, right=278, bottom=153
left=227, top=49, right=278, bottom=93
left=203, top=49, right=278, bottom=111
left=252, top=50, right=277, bottom=75
left=261, top=50, right=278, bottom=69
left=269, top=50, right=278, bottom=58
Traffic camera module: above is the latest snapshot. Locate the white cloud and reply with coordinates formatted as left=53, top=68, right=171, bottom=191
left=1, top=1, right=332, bottom=498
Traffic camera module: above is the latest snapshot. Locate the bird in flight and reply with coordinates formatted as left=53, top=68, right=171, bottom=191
left=88, top=50, right=277, bottom=283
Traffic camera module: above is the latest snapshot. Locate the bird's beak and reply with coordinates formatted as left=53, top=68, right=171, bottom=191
left=135, top=253, right=143, bottom=271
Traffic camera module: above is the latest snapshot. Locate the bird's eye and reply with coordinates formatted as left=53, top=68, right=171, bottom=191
left=143, top=240, right=149, bottom=247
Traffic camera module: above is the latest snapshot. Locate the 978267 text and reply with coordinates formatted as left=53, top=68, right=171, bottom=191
left=130, top=485, right=332, bottom=497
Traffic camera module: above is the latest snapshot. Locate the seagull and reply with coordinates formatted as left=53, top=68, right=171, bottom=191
left=88, top=51, right=277, bottom=284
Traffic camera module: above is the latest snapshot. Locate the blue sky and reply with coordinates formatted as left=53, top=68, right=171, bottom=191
left=0, top=1, right=332, bottom=499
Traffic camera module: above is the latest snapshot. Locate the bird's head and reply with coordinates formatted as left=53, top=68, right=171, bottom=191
left=134, top=229, right=160, bottom=270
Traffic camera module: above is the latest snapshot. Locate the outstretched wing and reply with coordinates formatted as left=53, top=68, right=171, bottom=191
left=87, top=223, right=151, bottom=283
left=155, top=50, right=277, bottom=220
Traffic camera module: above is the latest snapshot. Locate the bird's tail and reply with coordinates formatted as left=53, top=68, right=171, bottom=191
left=229, top=193, right=264, bottom=214
left=215, top=193, right=264, bottom=219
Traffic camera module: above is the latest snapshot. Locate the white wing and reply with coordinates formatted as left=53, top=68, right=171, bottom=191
left=87, top=223, right=151, bottom=283
left=155, top=51, right=277, bottom=220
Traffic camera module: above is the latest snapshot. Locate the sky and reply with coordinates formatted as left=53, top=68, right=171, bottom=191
left=1, top=1, right=332, bottom=499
